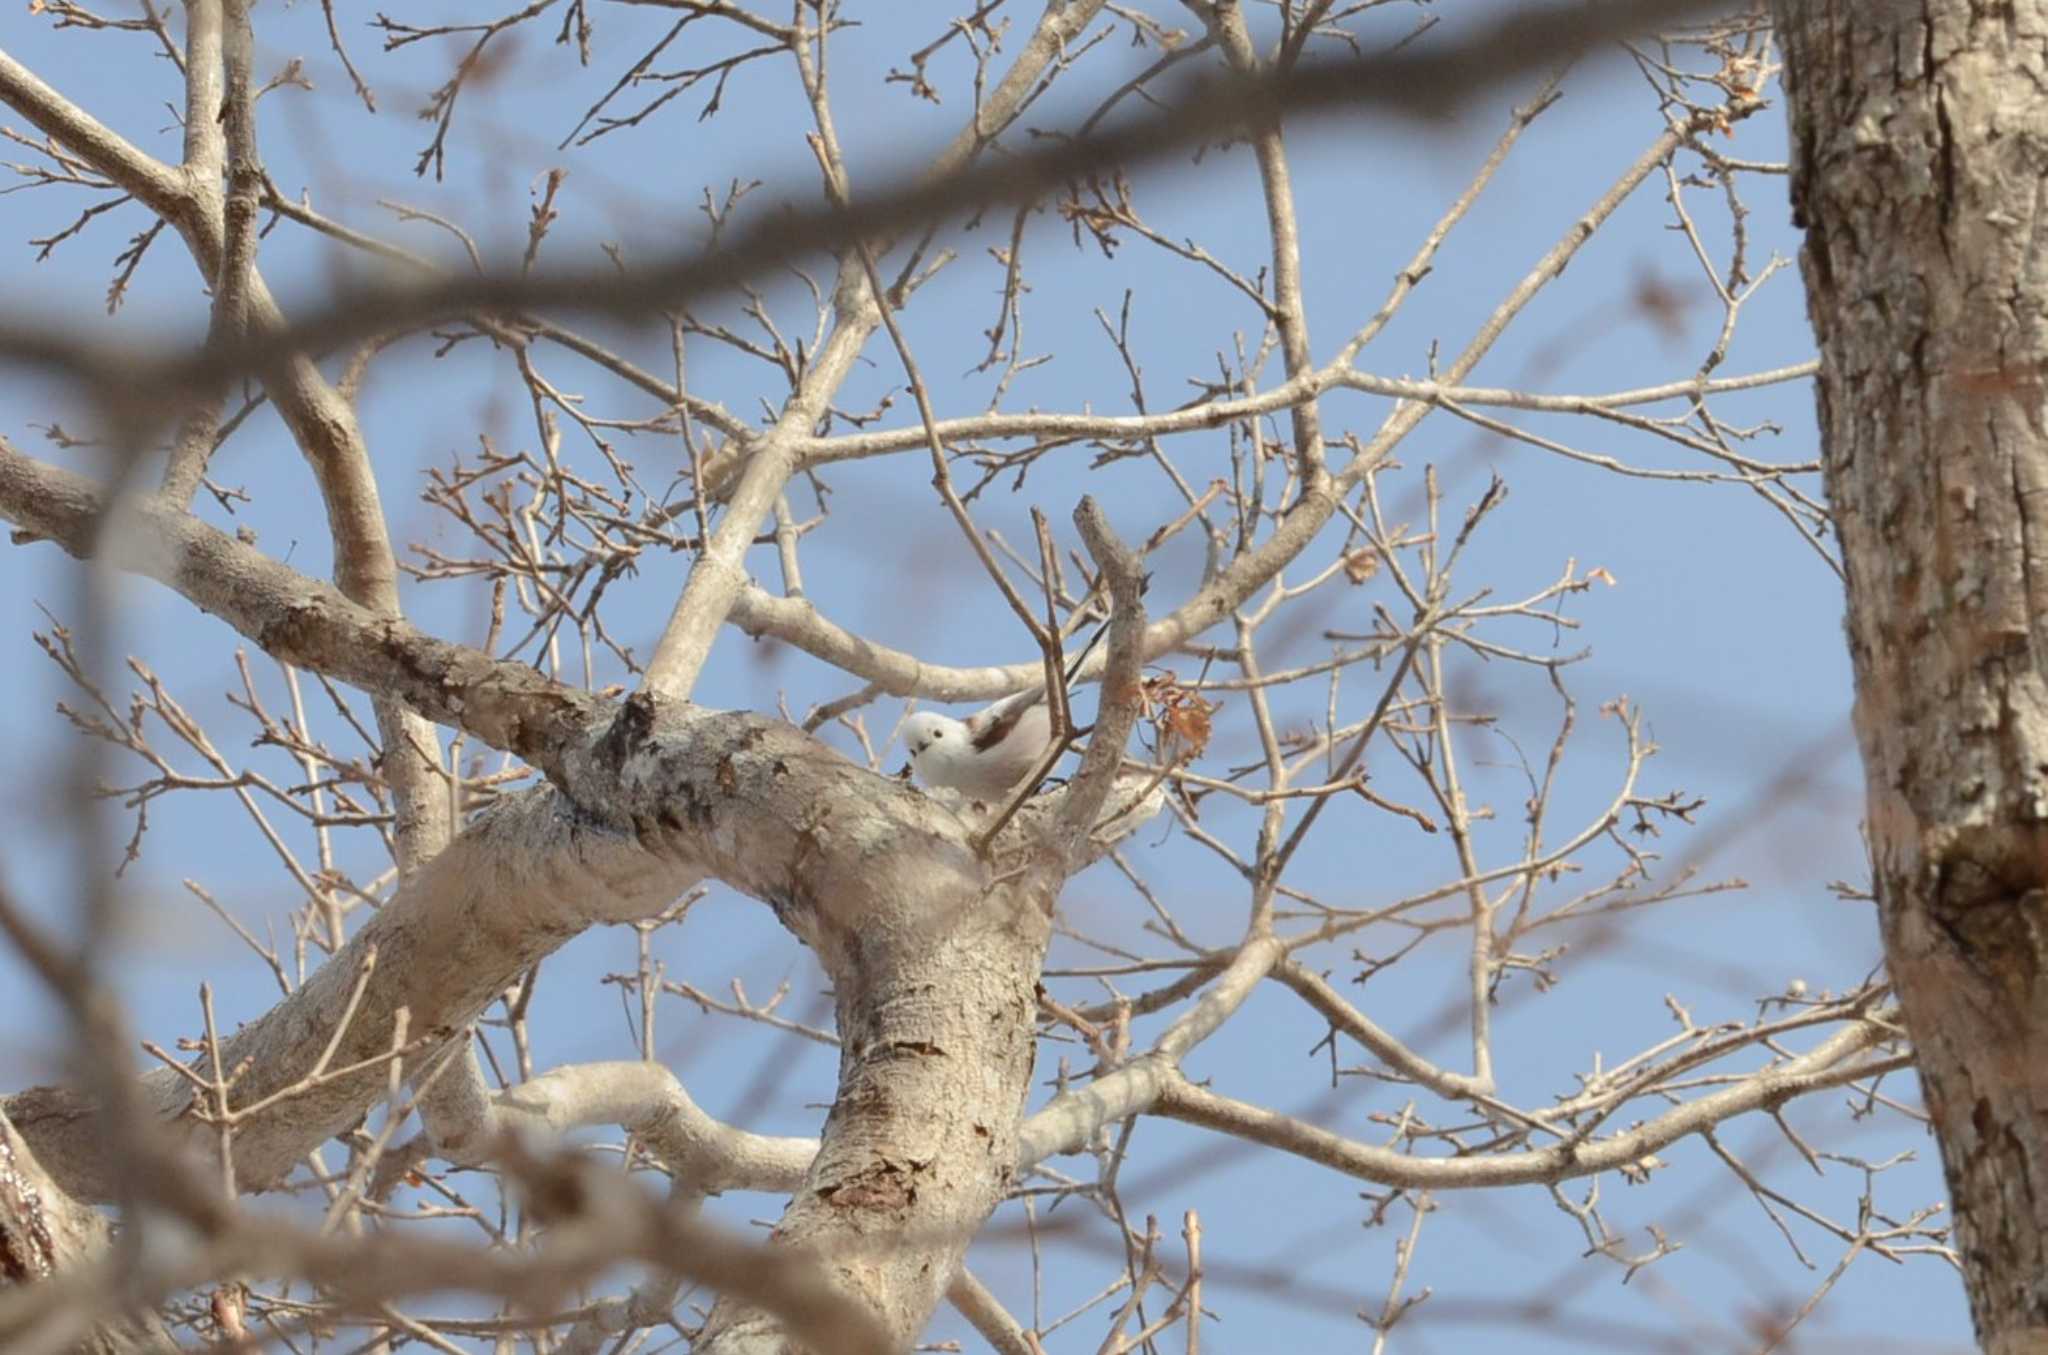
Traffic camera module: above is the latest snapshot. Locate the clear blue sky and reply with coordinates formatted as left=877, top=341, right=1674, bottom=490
left=0, top=4, right=1968, bottom=1351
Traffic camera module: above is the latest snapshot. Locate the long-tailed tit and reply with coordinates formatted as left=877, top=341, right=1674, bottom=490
left=903, top=694, right=1056, bottom=799
left=902, top=611, right=1119, bottom=800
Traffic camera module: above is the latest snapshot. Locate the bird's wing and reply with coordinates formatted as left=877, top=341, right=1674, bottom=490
left=971, top=686, right=1050, bottom=747
left=962, top=603, right=1128, bottom=751
left=971, top=699, right=1031, bottom=753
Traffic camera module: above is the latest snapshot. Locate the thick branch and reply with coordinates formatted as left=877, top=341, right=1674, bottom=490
left=1017, top=1011, right=1904, bottom=1189
left=0, top=47, right=186, bottom=216
left=1151, top=1032, right=1906, bottom=1188
left=0, top=1109, right=173, bottom=1354
left=421, top=1059, right=816, bottom=1196
left=0, top=437, right=601, bottom=778
left=1058, top=496, right=1150, bottom=845
left=8, top=688, right=1114, bottom=1201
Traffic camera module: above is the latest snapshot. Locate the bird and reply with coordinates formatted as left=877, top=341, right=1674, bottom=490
left=902, top=607, right=1120, bottom=800
left=903, top=692, right=1057, bottom=800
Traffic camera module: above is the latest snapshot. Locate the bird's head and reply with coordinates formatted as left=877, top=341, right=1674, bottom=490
left=903, top=711, right=962, bottom=764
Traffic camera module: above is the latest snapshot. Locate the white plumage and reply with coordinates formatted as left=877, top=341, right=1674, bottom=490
left=903, top=693, right=1057, bottom=799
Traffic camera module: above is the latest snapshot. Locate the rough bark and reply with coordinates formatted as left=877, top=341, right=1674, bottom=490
left=689, top=503, right=1150, bottom=1354
left=0, top=439, right=605, bottom=779
left=1, top=677, right=1156, bottom=1347
left=0, top=1110, right=173, bottom=1354
left=0, top=468, right=1161, bottom=1343
left=1781, top=4, right=2048, bottom=1350
left=694, top=873, right=1053, bottom=1355
left=2, top=695, right=1056, bottom=1191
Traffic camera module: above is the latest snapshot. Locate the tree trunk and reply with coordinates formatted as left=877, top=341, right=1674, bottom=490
left=1781, top=4, right=2048, bottom=1351
left=692, top=878, right=1053, bottom=1354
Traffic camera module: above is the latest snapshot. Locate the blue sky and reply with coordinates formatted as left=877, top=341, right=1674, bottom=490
left=0, top=4, right=1968, bottom=1351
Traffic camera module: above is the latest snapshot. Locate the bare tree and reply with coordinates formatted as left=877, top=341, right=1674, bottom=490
left=0, top=2, right=1956, bottom=1352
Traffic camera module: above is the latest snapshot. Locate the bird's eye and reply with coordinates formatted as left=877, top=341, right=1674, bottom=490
left=933, top=729, right=944, bottom=738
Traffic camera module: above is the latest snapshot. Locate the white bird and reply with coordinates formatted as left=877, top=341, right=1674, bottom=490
left=903, top=691, right=1058, bottom=800
left=902, top=615, right=1116, bottom=800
